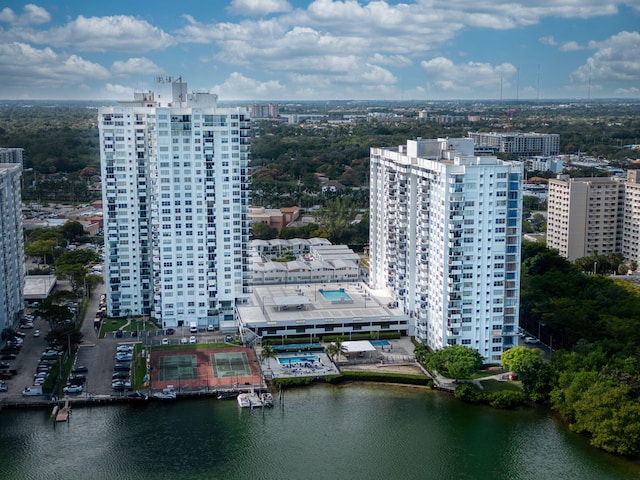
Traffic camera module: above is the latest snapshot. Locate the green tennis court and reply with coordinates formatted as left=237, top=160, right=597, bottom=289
left=212, top=351, right=251, bottom=378
left=158, top=355, right=198, bottom=381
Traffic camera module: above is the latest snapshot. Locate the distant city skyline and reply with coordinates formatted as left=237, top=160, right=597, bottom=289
left=0, top=1, right=638, bottom=101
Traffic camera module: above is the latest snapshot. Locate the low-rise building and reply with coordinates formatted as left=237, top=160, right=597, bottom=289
left=237, top=282, right=409, bottom=342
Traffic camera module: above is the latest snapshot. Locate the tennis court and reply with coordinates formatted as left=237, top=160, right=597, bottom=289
left=212, top=351, right=252, bottom=378
left=149, top=346, right=263, bottom=392
left=158, top=355, right=198, bottom=381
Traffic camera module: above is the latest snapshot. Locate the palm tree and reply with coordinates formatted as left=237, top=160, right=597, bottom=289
left=261, top=344, right=276, bottom=369
left=324, top=343, right=339, bottom=363
left=334, top=338, right=344, bottom=362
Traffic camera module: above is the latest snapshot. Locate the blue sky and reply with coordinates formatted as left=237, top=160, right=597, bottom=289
left=0, top=1, right=638, bottom=101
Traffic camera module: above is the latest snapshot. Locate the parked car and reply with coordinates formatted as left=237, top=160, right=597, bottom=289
left=115, top=330, right=123, bottom=338
left=207, top=325, right=215, bottom=331
left=33, top=330, right=40, bottom=337
left=0, top=381, right=7, bottom=392
left=117, top=345, right=133, bottom=353
left=0, top=354, right=16, bottom=360
left=71, top=366, right=88, bottom=373
left=14, top=331, right=25, bottom=338
left=0, top=362, right=10, bottom=369
left=180, top=337, right=188, bottom=344
left=20, top=323, right=34, bottom=329
left=165, top=328, right=175, bottom=335
left=524, top=336, right=540, bottom=344
left=161, top=338, right=169, bottom=345
left=189, top=336, right=197, bottom=344
left=33, top=377, right=46, bottom=386
left=63, top=384, right=83, bottom=394
left=114, top=363, right=131, bottom=372
left=112, top=372, right=130, bottom=380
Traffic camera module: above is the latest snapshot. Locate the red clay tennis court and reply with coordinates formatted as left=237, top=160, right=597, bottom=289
left=149, top=346, right=263, bottom=392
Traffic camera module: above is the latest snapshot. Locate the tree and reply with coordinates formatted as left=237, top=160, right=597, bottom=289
left=36, top=303, right=73, bottom=329
left=25, top=239, right=57, bottom=265
left=45, top=323, right=83, bottom=352
left=501, top=346, right=544, bottom=373
left=55, top=263, right=87, bottom=292
left=260, top=344, right=277, bottom=368
left=1, top=328, right=17, bottom=342
left=60, top=221, right=85, bottom=242
left=426, top=345, right=483, bottom=379
left=251, top=222, right=277, bottom=240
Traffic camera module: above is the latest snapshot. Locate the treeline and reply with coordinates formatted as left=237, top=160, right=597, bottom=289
left=519, top=242, right=640, bottom=456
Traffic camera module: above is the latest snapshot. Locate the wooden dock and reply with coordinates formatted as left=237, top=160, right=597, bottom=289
left=55, top=401, right=71, bottom=422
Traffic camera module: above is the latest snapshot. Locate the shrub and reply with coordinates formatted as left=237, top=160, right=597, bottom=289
left=454, top=383, right=485, bottom=404
left=487, top=390, right=526, bottom=409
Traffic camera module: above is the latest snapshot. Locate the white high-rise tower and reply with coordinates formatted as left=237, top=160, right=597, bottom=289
left=369, top=138, right=523, bottom=362
left=99, top=80, right=250, bottom=329
left=0, top=162, right=24, bottom=332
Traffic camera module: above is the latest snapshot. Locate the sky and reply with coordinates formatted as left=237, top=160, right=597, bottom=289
left=0, top=0, right=639, bottom=101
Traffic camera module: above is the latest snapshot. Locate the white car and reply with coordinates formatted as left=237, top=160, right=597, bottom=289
left=524, top=336, right=540, bottom=344
left=161, top=338, right=169, bottom=346
left=207, top=325, right=215, bottom=331
left=63, top=384, right=83, bottom=394
left=33, top=330, right=40, bottom=337
left=180, top=337, right=188, bottom=344
left=189, top=336, right=197, bottom=344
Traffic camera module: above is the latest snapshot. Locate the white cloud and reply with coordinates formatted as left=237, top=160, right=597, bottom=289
left=227, top=0, right=292, bottom=16
left=0, top=4, right=50, bottom=26
left=212, top=72, right=287, bottom=99
left=101, top=83, right=135, bottom=99
left=0, top=42, right=109, bottom=89
left=111, top=57, right=162, bottom=76
left=571, top=31, right=640, bottom=84
left=22, top=15, right=175, bottom=53
left=420, top=57, right=517, bottom=93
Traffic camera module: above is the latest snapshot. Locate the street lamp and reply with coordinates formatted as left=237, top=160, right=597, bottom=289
left=594, top=261, right=597, bottom=275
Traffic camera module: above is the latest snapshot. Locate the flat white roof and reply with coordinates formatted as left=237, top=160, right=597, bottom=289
left=341, top=340, right=376, bottom=353
left=24, top=275, right=56, bottom=299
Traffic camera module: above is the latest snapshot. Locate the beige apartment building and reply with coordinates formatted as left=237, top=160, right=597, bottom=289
left=546, top=174, right=625, bottom=261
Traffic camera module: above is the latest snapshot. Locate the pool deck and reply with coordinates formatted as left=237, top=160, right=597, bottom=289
left=261, top=351, right=340, bottom=379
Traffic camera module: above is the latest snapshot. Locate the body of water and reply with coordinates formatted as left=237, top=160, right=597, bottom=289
left=0, top=384, right=638, bottom=480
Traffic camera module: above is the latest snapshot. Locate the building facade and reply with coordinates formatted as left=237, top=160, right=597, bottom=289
left=369, top=138, right=523, bottom=362
left=546, top=175, right=624, bottom=261
left=0, top=148, right=25, bottom=165
left=468, top=132, right=560, bottom=156
left=99, top=80, right=251, bottom=329
left=0, top=163, right=25, bottom=331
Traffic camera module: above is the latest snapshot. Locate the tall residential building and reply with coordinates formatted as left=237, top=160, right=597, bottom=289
left=370, top=138, right=523, bottom=362
left=468, top=132, right=560, bottom=156
left=99, top=80, right=251, bottom=329
left=546, top=175, right=624, bottom=261
left=0, top=163, right=25, bottom=331
left=0, top=148, right=25, bottom=165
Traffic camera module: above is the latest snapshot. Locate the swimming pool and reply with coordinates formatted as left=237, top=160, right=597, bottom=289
left=319, top=288, right=352, bottom=302
left=370, top=340, right=390, bottom=346
left=277, top=355, right=320, bottom=365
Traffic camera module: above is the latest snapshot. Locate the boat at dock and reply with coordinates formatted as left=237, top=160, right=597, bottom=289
left=153, top=386, right=177, bottom=401
left=237, top=393, right=252, bottom=408
left=127, top=391, right=149, bottom=402
left=261, top=392, right=274, bottom=407
left=217, top=390, right=238, bottom=400
left=238, top=391, right=267, bottom=409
